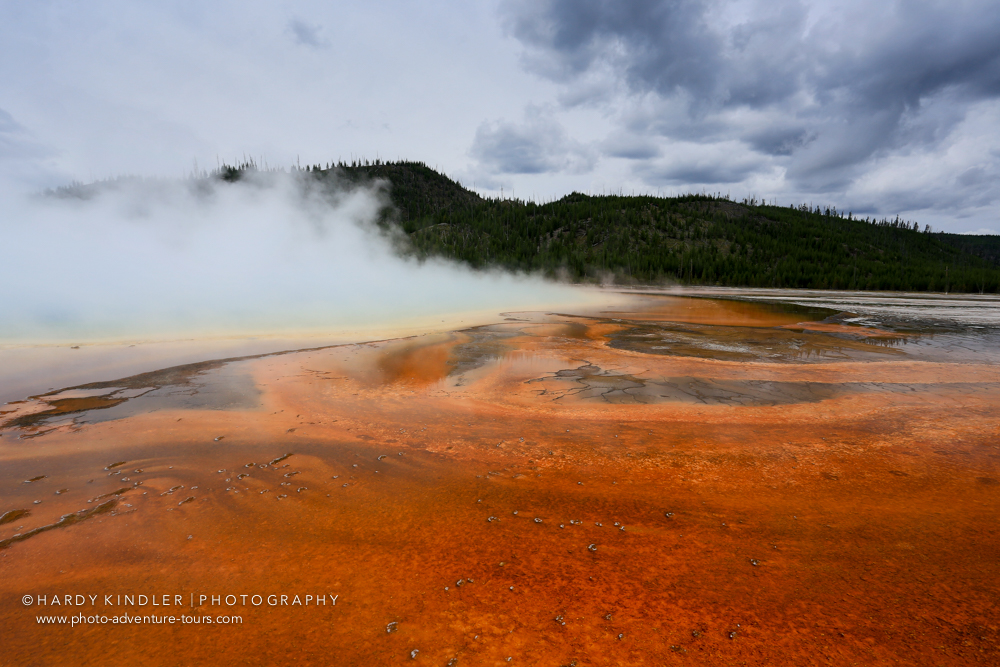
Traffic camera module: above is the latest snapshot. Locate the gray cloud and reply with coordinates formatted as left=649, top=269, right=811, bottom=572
left=635, top=147, right=767, bottom=186
left=0, top=108, right=45, bottom=160
left=470, top=107, right=596, bottom=175
left=501, top=0, right=1000, bottom=203
left=288, top=18, right=329, bottom=48
left=600, top=132, right=661, bottom=159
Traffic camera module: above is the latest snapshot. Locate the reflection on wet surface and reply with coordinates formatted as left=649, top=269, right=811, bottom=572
left=2, top=292, right=1000, bottom=666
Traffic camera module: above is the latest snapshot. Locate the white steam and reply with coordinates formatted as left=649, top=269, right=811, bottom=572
left=0, top=172, right=590, bottom=343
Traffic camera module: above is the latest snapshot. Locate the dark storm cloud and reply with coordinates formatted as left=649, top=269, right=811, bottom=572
left=744, top=127, right=811, bottom=157
left=501, top=0, right=1000, bottom=193
left=506, top=0, right=724, bottom=100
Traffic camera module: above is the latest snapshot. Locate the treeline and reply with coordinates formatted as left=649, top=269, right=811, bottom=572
left=395, top=193, right=997, bottom=292
left=117, top=159, right=1000, bottom=293
left=294, top=161, right=995, bottom=293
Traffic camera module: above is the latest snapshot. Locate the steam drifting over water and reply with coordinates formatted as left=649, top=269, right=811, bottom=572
left=0, top=171, right=589, bottom=344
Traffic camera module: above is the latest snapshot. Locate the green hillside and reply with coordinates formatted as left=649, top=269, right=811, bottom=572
left=292, top=160, right=997, bottom=293
left=61, top=159, right=1000, bottom=293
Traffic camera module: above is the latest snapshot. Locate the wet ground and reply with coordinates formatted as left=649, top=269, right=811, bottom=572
left=2, top=291, right=999, bottom=666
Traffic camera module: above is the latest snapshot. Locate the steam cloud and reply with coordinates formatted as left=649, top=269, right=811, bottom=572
left=0, top=172, right=589, bottom=344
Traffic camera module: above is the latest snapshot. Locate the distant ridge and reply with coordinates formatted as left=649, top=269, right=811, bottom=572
left=56, top=159, right=1000, bottom=293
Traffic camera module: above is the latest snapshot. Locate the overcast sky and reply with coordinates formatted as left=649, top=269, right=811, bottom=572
left=2, top=0, right=999, bottom=233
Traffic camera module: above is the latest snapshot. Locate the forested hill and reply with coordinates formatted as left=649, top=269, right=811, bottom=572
left=81, top=159, right=1000, bottom=293
left=303, top=159, right=996, bottom=292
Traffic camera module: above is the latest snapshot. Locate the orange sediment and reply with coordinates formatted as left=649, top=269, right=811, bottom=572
left=1, top=295, right=998, bottom=665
